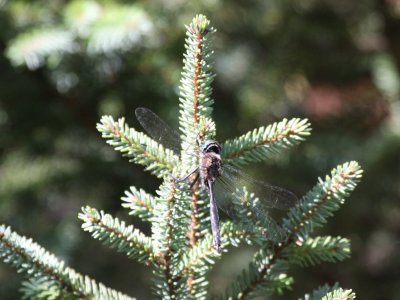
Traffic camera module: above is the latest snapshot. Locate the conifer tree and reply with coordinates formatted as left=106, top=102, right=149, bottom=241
left=0, top=15, right=362, bottom=299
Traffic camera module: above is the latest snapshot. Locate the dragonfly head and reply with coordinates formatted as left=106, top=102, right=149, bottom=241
left=201, top=140, right=221, bottom=154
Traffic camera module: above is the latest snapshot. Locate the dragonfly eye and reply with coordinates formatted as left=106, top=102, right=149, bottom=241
left=202, top=140, right=221, bottom=154
left=208, top=145, right=221, bottom=154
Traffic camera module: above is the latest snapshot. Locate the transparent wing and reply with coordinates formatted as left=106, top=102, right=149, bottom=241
left=221, top=164, right=298, bottom=210
left=213, top=164, right=297, bottom=243
left=213, top=178, right=287, bottom=243
left=135, top=107, right=182, bottom=154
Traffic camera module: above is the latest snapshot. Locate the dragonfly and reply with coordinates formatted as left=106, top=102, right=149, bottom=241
left=135, top=107, right=298, bottom=252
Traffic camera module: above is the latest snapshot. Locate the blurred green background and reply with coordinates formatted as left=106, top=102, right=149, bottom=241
left=1, top=0, right=399, bottom=299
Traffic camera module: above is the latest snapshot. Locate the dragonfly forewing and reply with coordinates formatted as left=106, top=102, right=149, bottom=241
left=135, top=107, right=182, bottom=155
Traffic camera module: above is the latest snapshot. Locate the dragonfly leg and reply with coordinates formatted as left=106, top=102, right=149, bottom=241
left=189, top=172, right=200, bottom=189
left=172, top=166, right=199, bottom=183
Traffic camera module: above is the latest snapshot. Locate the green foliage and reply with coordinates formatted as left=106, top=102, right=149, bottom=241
left=6, top=28, right=77, bottom=69
left=286, top=236, right=350, bottom=267
left=322, top=288, right=356, bottom=300
left=179, top=14, right=217, bottom=168
left=0, top=14, right=364, bottom=299
left=282, top=161, right=362, bottom=241
left=97, top=115, right=179, bottom=178
left=301, top=282, right=356, bottom=300
left=83, top=5, right=154, bottom=54
left=5, top=1, right=153, bottom=70
left=0, top=225, right=134, bottom=299
left=222, top=118, right=311, bottom=166
left=79, top=206, right=155, bottom=264
left=20, top=278, right=69, bottom=300
left=121, top=186, right=156, bottom=221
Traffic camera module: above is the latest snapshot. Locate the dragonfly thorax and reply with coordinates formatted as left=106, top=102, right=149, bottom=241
left=199, top=140, right=223, bottom=185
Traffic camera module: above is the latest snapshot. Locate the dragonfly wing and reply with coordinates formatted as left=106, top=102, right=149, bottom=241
left=135, top=107, right=182, bottom=154
left=214, top=177, right=287, bottom=243
left=213, top=176, right=240, bottom=218
left=222, top=164, right=298, bottom=210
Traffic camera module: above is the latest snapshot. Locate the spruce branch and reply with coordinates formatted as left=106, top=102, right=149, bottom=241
left=174, top=236, right=216, bottom=300
left=0, top=225, right=134, bottom=300
left=176, top=221, right=268, bottom=278
left=177, top=235, right=216, bottom=276
left=222, top=118, right=311, bottom=166
left=6, top=3, right=154, bottom=70
left=300, top=283, right=340, bottom=300
left=97, top=115, right=180, bottom=178
left=79, top=207, right=156, bottom=264
left=285, top=236, right=351, bottom=267
left=85, top=5, right=153, bottom=54
left=173, top=220, right=272, bottom=300
left=187, top=187, right=209, bottom=249
left=175, top=15, right=220, bottom=299
left=179, top=14, right=216, bottom=132
left=300, top=282, right=355, bottom=300
left=220, top=221, right=268, bottom=248
left=322, top=288, right=356, bottom=300
left=179, top=14, right=217, bottom=164
left=20, top=277, right=72, bottom=300
left=283, top=161, right=363, bottom=241
left=299, top=282, right=356, bottom=300
left=219, top=248, right=293, bottom=299
left=6, top=28, right=78, bottom=70
left=151, top=180, right=184, bottom=299
left=121, top=186, right=156, bottom=221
